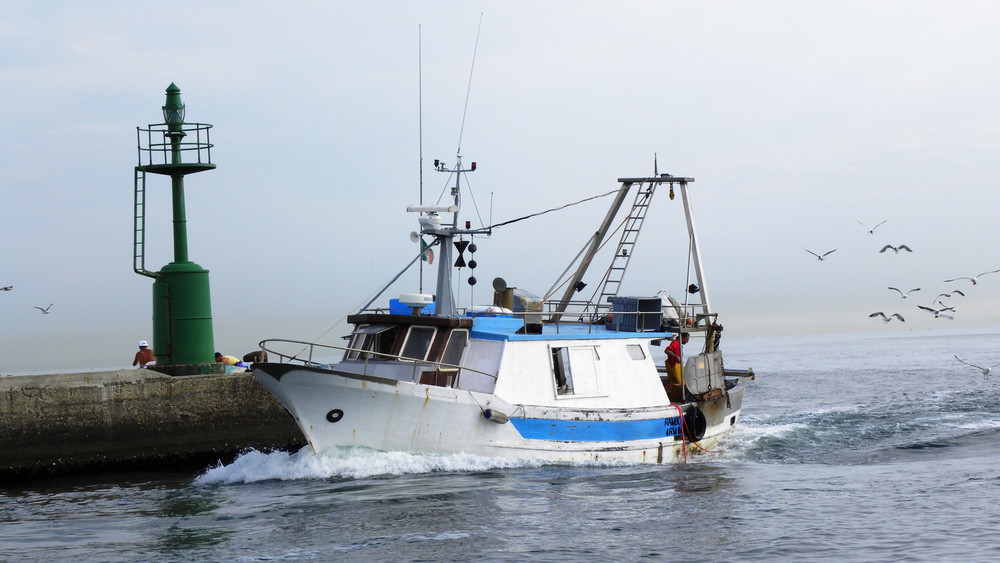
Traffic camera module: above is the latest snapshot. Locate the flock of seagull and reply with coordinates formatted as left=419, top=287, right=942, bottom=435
left=806, top=220, right=999, bottom=380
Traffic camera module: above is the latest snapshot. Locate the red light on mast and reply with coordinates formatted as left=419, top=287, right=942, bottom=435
left=471, top=162, right=477, bottom=171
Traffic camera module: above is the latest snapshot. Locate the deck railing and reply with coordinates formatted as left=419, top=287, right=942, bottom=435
left=136, top=122, right=214, bottom=168
left=256, top=338, right=499, bottom=388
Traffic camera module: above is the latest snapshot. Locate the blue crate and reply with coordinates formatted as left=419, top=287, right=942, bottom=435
left=608, top=296, right=662, bottom=332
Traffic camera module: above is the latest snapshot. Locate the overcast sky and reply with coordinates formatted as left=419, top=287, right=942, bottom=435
left=3, top=1, right=1000, bottom=374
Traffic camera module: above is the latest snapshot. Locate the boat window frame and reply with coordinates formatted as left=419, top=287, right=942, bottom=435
left=440, top=328, right=469, bottom=366
left=626, top=344, right=646, bottom=360
left=550, top=344, right=603, bottom=397
left=399, top=325, right=438, bottom=362
left=345, top=324, right=397, bottom=361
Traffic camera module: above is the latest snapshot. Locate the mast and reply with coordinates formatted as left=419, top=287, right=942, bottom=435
left=406, top=156, right=476, bottom=318
left=437, top=156, right=461, bottom=317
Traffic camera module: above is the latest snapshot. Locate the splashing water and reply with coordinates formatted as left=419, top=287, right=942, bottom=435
left=195, top=446, right=545, bottom=485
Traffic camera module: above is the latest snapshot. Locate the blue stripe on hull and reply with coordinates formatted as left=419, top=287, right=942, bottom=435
left=510, top=416, right=682, bottom=442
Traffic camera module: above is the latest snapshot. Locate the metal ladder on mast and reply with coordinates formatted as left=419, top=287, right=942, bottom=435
left=133, top=168, right=155, bottom=278
left=593, top=180, right=657, bottom=310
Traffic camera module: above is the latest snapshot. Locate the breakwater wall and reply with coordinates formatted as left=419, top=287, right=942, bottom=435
left=0, top=369, right=305, bottom=481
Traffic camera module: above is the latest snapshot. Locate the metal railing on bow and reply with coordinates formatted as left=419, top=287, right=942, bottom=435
left=256, top=338, right=499, bottom=387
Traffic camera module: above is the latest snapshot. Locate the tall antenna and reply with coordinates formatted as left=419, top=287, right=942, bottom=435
left=456, top=12, right=483, bottom=157
left=418, top=24, right=424, bottom=292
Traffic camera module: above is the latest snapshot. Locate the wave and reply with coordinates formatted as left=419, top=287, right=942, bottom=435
left=195, top=437, right=768, bottom=485
left=850, top=422, right=1000, bottom=464
left=731, top=389, right=1000, bottom=465
left=194, top=446, right=545, bottom=485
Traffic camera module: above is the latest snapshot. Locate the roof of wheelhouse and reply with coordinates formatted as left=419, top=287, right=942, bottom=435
left=346, top=313, right=677, bottom=342
left=468, top=316, right=676, bottom=342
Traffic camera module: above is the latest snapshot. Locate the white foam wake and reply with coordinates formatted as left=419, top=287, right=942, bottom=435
left=194, top=446, right=543, bottom=484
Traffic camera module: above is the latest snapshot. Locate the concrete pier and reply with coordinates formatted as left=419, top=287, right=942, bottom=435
left=0, top=369, right=305, bottom=481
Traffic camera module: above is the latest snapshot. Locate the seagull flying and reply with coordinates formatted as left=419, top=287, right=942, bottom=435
left=34, top=304, right=53, bottom=314
left=934, top=290, right=965, bottom=309
left=0, top=285, right=12, bottom=291
left=944, top=270, right=1000, bottom=285
left=887, top=287, right=920, bottom=299
left=869, top=312, right=905, bottom=323
left=857, top=220, right=887, bottom=234
left=806, top=248, right=837, bottom=261
left=918, top=305, right=954, bottom=319
left=933, top=290, right=965, bottom=302
left=879, top=244, right=912, bottom=254
left=954, top=355, right=1000, bottom=380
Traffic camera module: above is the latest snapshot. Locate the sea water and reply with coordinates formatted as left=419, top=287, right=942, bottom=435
left=2, top=328, right=1000, bottom=562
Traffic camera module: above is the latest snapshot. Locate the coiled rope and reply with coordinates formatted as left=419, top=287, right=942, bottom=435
left=671, top=403, right=723, bottom=462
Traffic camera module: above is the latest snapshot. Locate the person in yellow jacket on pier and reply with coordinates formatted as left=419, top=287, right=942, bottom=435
left=215, top=352, right=248, bottom=369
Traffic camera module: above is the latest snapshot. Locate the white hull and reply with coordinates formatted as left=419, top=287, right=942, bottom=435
left=254, top=363, right=745, bottom=464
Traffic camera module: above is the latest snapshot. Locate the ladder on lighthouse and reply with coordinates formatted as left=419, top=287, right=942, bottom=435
left=133, top=169, right=155, bottom=278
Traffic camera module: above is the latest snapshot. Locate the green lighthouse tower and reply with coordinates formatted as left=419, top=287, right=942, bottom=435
left=133, top=83, right=222, bottom=375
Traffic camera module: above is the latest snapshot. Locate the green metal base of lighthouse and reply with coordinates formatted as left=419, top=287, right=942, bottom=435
left=151, top=261, right=223, bottom=376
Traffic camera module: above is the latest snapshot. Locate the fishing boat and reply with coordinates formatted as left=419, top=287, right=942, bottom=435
left=252, top=159, right=754, bottom=463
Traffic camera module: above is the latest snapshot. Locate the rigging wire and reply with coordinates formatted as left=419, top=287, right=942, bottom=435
left=433, top=171, right=455, bottom=208
left=433, top=170, right=487, bottom=230
left=359, top=237, right=443, bottom=312
left=463, top=176, right=486, bottom=229
left=486, top=189, right=618, bottom=230
left=542, top=236, right=599, bottom=302
left=541, top=207, right=629, bottom=303
left=296, top=239, right=444, bottom=360
left=456, top=12, right=484, bottom=157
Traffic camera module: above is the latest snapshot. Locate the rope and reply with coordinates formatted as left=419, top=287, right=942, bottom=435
left=688, top=437, right=721, bottom=455
left=467, top=389, right=486, bottom=415
left=487, top=189, right=619, bottom=230
left=673, top=403, right=723, bottom=457
left=670, top=403, right=687, bottom=463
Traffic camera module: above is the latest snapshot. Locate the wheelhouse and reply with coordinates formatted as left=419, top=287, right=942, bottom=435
left=343, top=313, right=473, bottom=366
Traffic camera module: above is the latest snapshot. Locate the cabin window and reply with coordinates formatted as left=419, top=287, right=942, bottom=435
left=346, top=325, right=398, bottom=360
left=551, top=346, right=601, bottom=396
left=626, top=344, right=646, bottom=360
left=440, top=329, right=469, bottom=367
left=346, top=333, right=362, bottom=360
left=400, top=326, right=437, bottom=361
left=374, top=327, right=399, bottom=358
